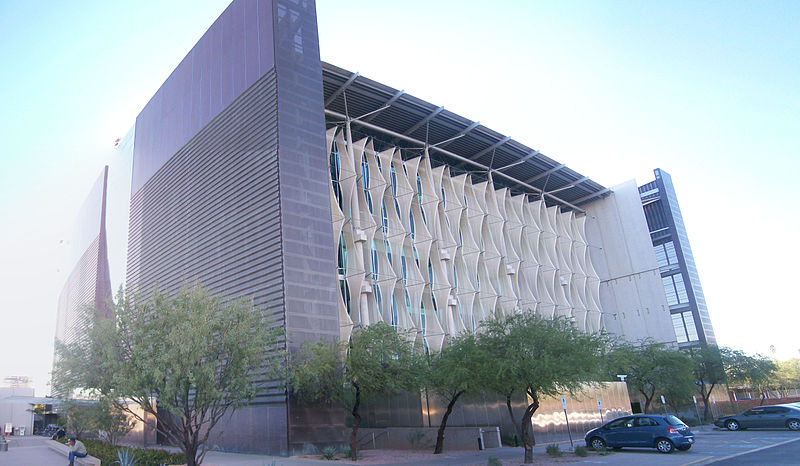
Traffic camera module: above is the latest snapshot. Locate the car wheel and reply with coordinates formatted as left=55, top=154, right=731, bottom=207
left=655, top=438, right=675, bottom=454
left=677, top=445, right=691, bottom=451
left=590, top=437, right=606, bottom=451
left=726, top=419, right=740, bottom=431
left=787, top=419, right=800, bottom=431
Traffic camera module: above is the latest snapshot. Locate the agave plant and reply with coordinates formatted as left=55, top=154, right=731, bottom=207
left=111, top=447, right=138, bottom=466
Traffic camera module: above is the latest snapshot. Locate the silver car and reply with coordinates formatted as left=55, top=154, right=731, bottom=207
left=714, top=404, right=800, bottom=431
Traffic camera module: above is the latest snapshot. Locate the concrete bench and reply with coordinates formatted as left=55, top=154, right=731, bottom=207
left=47, top=440, right=101, bottom=466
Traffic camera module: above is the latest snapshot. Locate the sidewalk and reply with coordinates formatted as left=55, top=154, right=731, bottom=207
left=10, top=429, right=737, bottom=465
left=0, top=436, right=578, bottom=466
left=0, top=436, right=67, bottom=465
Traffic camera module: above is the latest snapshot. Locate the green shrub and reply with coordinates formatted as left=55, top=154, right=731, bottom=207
left=574, top=445, right=588, bottom=457
left=321, top=445, right=338, bottom=460
left=71, top=438, right=185, bottom=466
left=501, top=433, right=519, bottom=447
left=546, top=443, right=562, bottom=457
left=111, top=447, right=138, bottom=466
left=487, top=458, right=502, bottom=466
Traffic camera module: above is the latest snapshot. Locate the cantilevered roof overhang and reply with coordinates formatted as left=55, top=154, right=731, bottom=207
left=322, top=62, right=610, bottom=213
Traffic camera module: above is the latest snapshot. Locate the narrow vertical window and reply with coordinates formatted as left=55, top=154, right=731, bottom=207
left=330, top=145, right=342, bottom=210
left=371, top=240, right=379, bottom=281
left=362, top=154, right=373, bottom=214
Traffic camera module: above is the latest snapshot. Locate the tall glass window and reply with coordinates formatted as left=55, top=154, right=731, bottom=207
left=404, top=289, right=411, bottom=320
left=662, top=276, right=678, bottom=305
left=401, top=251, right=407, bottom=285
left=417, top=174, right=426, bottom=225
left=391, top=295, right=398, bottom=328
left=662, top=274, right=689, bottom=306
left=337, top=232, right=347, bottom=276
left=373, top=285, right=382, bottom=317
left=390, top=164, right=397, bottom=196
left=672, top=313, right=687, bottom=343
left=654, top=241, right=678, bottom=267
left=672, top=311, right=699, bottom=343
left=381, top=201, right=389, bottom=235
left=340, top=279, right=351, bottom=316
left=674, top=274, right=688, bottom=303
left=370, top=240, right=379, bottom=281
left=683, top=312, right=699, bottom=341
left=338, top=232, right=349, bottom=316
left=330, top=145, right=343, bottom=210
left=420, top=302, right=427, bottom=334
left=362, top=154, right=373, bottom=213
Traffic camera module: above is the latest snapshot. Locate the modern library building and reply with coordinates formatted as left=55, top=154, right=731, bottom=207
left=55, top=0, right=715, bottom=454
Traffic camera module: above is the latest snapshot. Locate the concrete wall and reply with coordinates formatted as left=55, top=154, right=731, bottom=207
left=584, top=181, right=676, bottom=344
left=356, top=426, right=502, bottom=451
left=355, top=382, right=631, bottom=450
left=0, top=388, right=35, bottom=436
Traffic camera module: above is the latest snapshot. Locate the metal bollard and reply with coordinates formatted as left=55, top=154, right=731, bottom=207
left=478, top=428, right=484, bottom=450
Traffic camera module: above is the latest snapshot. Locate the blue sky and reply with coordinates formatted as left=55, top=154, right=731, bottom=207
left=1, top=1, right=798, bottom=395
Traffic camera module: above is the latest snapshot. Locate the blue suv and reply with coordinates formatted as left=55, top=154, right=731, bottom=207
left=585, top=414, right=695, bottom=453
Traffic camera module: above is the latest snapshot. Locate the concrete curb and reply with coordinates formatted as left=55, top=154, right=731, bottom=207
left=46, top=440, right=101, bottom=466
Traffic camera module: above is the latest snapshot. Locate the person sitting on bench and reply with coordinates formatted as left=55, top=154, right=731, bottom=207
left=66, top=437, right=87, bottom=465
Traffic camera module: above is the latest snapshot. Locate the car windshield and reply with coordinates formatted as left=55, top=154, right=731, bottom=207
left=665, top=415, right=687, bottom=427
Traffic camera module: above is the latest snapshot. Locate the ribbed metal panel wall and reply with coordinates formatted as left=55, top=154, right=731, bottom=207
left=55, top=238, right=101, bottom=346
left=126, top=70, right=288, bottom=452
left=128, top=69, right=281, bottom=355
left=55, top=166, right=113, bottom=343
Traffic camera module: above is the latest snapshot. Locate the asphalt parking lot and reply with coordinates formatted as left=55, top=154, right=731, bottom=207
left=577, top=427, right=800, bottom=465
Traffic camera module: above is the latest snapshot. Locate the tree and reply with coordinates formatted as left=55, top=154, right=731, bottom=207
left=685, top=345, right=726, bottom=423
left=425, top=333, right=482, bottom=454
left=60, top=399, right=95, bottom=439
left=475, top=314, right=606, bottom=464
left=721, top=347, right=777, bottom=405
left=54, top=286, right=283, bottom=466
left=606, top=339, right=693, bottom=414
left=288, top=323, right=424, bottom=460
left=92, top=398, right=135, bottom=446
left=773, top=358, right=800, bottom=396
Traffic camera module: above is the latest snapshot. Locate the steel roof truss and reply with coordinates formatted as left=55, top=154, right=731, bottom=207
left=361, top=89, right=406, bottom=123
left=470, top=136, right=512, bottom=163
left=431, top=120, right=481, bottom=148
left=325, top=109, right=585, bottom=213
left=546, top=176, right=589, bottom=194
left=403, top=106, right=445, bottom=136
left=524, top=163, right=565, bottom=184
left=494, top=149, right=542, bottom=172
left=324, top=72, right=360, bottom=107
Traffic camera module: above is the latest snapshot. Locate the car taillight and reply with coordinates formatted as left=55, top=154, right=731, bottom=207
left=667, top=427, right=679, bottom=434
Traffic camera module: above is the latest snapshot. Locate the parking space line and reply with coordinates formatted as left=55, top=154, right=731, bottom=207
left=681, top=455, right=712, bottom=465
left=699, top=437, right=800, bottom=464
